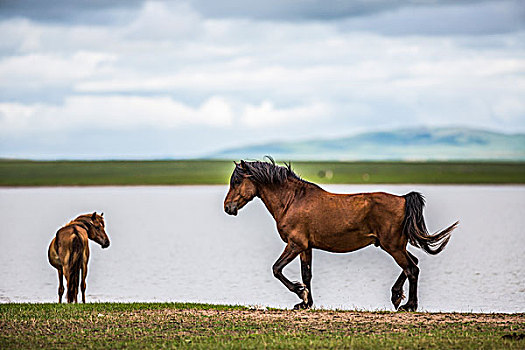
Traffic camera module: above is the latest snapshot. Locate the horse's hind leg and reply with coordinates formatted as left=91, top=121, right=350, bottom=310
left=63, top=266, right=73, bottom=303
left=80, top=262, right=88, bottom=303
left=272, top=242, right=308, bottom=307
left=391, top=252, right=418, bottom=309
left=386, top=249, right=419, bottom=311
left=58, top=269, right=64, bottom=303
left=295, top=248, right=313, bottom=310
left=64, top=265, right=79, bottom=303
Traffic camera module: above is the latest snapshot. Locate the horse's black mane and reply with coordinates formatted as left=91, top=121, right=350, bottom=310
left=230, top=157, right=316, bottom=187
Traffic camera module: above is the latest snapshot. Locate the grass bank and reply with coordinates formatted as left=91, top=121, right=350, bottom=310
left=1, top=303, right=524, bottom=349
left=1, top=159, right=524, bottom=186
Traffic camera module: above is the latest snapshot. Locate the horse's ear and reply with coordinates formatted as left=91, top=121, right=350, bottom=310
left=240, top=160, right=247, bottom=170
left=91, top=212, right=97, bottom=220
left=233, top=161, right=239, bottom=166
left=101, top=212, right=104, bottom=217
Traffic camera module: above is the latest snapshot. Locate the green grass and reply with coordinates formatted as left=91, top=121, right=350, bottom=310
left=0, top=159, right=524, bottom=186
left=1, top=303, right=524, bottom=349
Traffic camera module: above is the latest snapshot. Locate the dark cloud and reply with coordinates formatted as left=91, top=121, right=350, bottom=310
left=0, top=0, right=523, bottom=35
left=338, top=0, right=525, bottom=36
left=190, top=0, right=408, bottom=20
left=1, top=0, right=521, bottom=23
left=0, top=0, right=144, bottom=24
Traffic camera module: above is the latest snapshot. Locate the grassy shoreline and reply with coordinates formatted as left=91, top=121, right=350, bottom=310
left=1, top=303, right=524, bottom=349
left=1, top=159, right=524, bottom=186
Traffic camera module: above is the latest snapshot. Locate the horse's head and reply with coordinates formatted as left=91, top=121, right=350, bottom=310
left=224, top=160, right=258, bottom=216
left=88, top=212, right=110, bottom=248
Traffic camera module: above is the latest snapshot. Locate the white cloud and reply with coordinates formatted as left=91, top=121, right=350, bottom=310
left=124, top=1, right=204, bottom=40
left=240, top=101, right=329, bottom=127
left=492, top=96, right=525, bottom=122
left=0, top=52, right=116, bottom=88
left=0, top=19, right=42, bottom=53
left=0, top=94, right=335, bottom=135
left=0, top=95, right=234, bottom=135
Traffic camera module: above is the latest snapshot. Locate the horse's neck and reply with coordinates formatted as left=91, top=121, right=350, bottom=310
left=68, top=217, right=92, bottom=236
left=257, top=179, right=303, bottom=221
left=75, top=217, right=91, bottom=226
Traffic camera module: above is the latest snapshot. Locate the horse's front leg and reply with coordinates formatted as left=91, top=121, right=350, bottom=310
left=272, top=242, right=308, bottom=307
left=294, top=248, right=313, bottom=310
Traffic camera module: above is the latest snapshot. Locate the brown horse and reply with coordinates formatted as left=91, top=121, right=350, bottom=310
left=224, top=159, right=458, bottom=311
left=48, top=212, right=110, bottom=303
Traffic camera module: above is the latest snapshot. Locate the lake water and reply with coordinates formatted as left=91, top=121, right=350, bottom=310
left=0, top=185, right=523, bottom=313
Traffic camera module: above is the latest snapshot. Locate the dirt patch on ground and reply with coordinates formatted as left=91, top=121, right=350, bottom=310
left=130, top=307, right=525, bottom=331
left=142, top=308, right=524, bottom=323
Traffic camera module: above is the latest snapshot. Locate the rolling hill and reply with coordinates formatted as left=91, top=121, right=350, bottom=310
left=210, top=127, right=525, bottom=161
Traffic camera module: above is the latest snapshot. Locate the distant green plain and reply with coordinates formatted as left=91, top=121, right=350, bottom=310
left=0, top=159, right=524, bottom=186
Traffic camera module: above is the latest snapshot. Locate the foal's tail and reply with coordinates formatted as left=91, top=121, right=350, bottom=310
left=403, top=192, right=458, bottom=255
left=66, top=233, right=83, bottom=303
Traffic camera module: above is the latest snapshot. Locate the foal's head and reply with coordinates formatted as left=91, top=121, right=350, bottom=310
left=224, top=161, right=258, bottom=216
left=87, top=212, right=110, bottom=248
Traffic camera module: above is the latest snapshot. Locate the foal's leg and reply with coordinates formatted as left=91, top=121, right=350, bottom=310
left=63, top=264, right=79, bottom=303
left=63, top=266, right=73, bottom=303
left=294, top=249, right=313, bottom=310
left=272, top=242, right=309, bottom=307
left=391, top=252, right=418, bottom=309
left=58, top=269, right=65, bottom=303
left=72, top=274, right=79, bottom=304
left=81, top=263, right=88, bottom=303
left=386, top=249, right=419, bottom=311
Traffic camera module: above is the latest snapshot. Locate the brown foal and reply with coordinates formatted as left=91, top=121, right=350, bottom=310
left=224, top=159, right=458, bottom=311
left=48, top=212, right=110, bottom=303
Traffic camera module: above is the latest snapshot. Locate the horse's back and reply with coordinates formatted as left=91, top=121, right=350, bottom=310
left=54, top=225, right=88, bottom=268
left=305, top=189, right=404, bottom=219
left=365, top=191, right=405, bottom=219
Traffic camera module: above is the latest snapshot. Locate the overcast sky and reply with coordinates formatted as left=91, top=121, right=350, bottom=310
left=1, top=0, right=524, bottom=159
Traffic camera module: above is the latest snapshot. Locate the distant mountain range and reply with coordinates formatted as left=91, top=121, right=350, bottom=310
left=210, top=127, right=525, bottom=161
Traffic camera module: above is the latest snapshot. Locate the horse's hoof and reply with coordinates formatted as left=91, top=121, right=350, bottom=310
left=398, top=303, right=417, bottom=312
left=391, top=291, right=405, bottom=310
left=291, top=282, right=310, bottom=305
left=299, top=287, right=309, bottom=304
left=293, top=302, right=310, bottom=310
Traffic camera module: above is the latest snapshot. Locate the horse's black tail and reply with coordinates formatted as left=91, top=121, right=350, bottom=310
left=402, top=192, right=458, bottom=255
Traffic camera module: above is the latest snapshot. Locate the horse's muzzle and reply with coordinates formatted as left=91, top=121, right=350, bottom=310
left=102, top=241, right=110, bottom=249
left=224, top=203, right=238, bottom=216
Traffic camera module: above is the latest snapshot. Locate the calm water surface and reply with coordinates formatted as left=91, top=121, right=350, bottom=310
left=0, top=185, right=523, bottom=312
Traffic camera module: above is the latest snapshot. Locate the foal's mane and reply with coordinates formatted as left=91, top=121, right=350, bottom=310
left=66, top=214, right=91, bottom=227
left=65, top=214, right=103, bottom=229
left=232, top=157, right=318, bottom=188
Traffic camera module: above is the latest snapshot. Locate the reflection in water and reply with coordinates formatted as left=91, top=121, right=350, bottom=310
left=0, top=185, right=524, bottom=312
